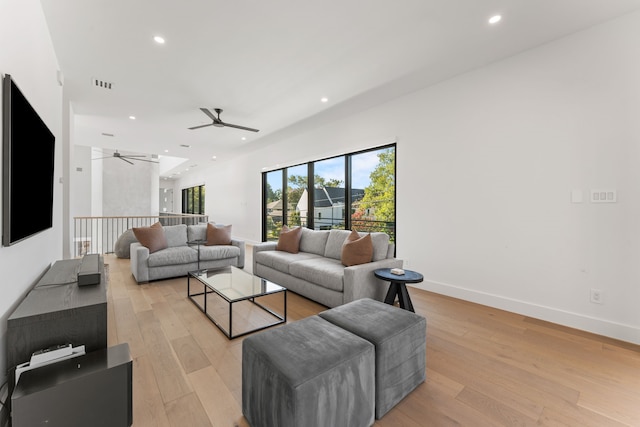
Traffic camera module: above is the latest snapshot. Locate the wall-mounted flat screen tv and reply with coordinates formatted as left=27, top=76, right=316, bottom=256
left=2, top=74, right=55, bottom=246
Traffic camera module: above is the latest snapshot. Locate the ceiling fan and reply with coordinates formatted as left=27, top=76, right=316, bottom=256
left=188, top=108, right=259, bottom=132
left=92, top=150, right=159, bottom=165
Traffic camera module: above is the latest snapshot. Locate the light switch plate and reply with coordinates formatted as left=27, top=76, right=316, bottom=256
left=591, top=189, right=616, bottom=203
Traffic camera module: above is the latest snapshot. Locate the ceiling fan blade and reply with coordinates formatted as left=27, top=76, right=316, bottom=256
left=119, top=157, right=134, bottom=165
left=121, top=154, right=147, bottom=158
left=222, top=122, right=260, bottom=132
left=188, top=123, right=214, bottom=130
left=128, top=157, right=159, bottom=164
left=200, top=108, right=217, bottom=121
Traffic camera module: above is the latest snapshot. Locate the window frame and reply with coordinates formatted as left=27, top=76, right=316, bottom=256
left=182, top=184, right=205, bottom=215
left=261, top=143, right=396, bottom=243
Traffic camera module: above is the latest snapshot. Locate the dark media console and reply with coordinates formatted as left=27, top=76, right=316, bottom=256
left=6, top=257, right=107, bottom=371
left=4, top=256, right=133, bottom=426
left=11, top=343, right=132, bottom=427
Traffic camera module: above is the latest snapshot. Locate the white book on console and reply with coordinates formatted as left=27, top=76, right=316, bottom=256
left=30, top=343, right=73, bottom=365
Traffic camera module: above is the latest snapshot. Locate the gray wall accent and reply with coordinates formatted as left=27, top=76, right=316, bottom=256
left=102, top=151, right=158, bottom=216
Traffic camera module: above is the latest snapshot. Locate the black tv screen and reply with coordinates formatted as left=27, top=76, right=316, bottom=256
left=2, top=74, right=55, bottom=246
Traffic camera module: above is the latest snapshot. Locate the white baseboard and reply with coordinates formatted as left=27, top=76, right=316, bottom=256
left=411, top=280, right=640, bottom=345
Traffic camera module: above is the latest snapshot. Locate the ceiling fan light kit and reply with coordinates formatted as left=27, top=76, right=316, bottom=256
left=189, top=108, right=259, bottom=132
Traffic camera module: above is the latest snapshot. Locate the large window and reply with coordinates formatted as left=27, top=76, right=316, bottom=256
left=313, top=157, right=346, bottom=230
left=286, top=164, right=308, bottom=228
left=182, top=185, right=205, bottom=214
left=350, top=147, right=395, bottom=240
left=262, top=144, right=396, bottom=242
left=264, top=170, right=283, bottom=240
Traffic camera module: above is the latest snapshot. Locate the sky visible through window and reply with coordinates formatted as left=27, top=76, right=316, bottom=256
left=266, top=150, right=382, bottom=190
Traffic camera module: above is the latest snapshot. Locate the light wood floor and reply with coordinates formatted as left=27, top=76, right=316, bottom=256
left=104, top=253, right=640, bottom=426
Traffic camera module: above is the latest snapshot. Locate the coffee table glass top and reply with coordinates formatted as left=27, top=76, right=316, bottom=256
left=189, top=266, right=285, bottom=302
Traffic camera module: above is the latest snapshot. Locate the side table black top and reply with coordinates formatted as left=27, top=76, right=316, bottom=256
left=374, top=268, right=423, bottom=284
left=374, top=268, right=423, bottom=312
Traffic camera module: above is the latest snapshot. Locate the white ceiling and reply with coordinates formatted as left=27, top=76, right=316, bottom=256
left=40, top=0, right=640, bottom=178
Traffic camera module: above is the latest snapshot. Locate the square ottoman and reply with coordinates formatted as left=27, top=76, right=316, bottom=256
left=319, top=298, right=426, bottom=419
left=242, top=315, right=375, bottom=427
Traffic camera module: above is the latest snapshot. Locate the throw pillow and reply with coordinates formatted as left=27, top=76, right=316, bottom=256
left=341, top=229, right=373, bottom=266
left=206, top=223, right=232, bottom=246
left=276, top=225, right=302, bottom=254
left=132, top=222, right=168, bottom=254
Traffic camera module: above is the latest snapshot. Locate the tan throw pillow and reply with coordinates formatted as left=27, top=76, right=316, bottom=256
left=132, top=222, right=168, bottom=254
left=276, top=225, right=302, bottom=253
left=341, top=229, right=373, bottom=266
left=206, top=223, right=232, bottom=245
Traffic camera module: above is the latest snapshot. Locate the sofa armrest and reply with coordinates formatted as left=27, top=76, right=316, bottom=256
left=231, top=239, right=246, bottom=268
left=130, top=242, right=150, bottom=283
left=252, top=242, right=277, bottom=273
left=343, top=258, right=404, bottom=304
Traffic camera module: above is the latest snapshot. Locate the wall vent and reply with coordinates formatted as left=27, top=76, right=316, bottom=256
left=92, top=78, right=114, bottom=90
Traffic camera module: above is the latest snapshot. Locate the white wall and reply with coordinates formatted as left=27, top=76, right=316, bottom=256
left=0, top=0, right=62, bottom=383
left=177, top=11, right=640, bottom=344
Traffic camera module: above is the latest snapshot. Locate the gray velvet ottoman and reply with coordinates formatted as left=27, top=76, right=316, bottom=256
left=318, top=298, right=426, bottom=419
left=242, top=315, right=375, bottom=427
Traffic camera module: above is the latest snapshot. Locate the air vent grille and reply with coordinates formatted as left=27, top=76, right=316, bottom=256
left=92, top=78, right=114, bottom=90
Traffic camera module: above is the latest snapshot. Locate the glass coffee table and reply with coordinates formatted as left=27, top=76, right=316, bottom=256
left=187, top=266, right=287, bottom=339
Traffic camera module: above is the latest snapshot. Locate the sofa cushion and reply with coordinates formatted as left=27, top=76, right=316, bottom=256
left=341, top=229, right=373, bottom=266
left=206, top=223, right=232, bottom=245
left=324, top=229, right=353, bottom=260
left=198, top=244, right=240, bottom=261
left=163, top=224, right=188, bottom=247
left=187, top=224, right=207, bottom=241
left=299, top=228, right=330, bottom=256
left=148, top=246, right=197, bottom=267
left=133, top=222, right=168, bottom=254
left=255, top=250, right=322, bottom=274
left=369, top=232, right=391, bottom=262
left=325, top=229, right=390, bottom=261
left=276, top=225, right=303, bottom=253
left=289, top=257, right=345, bottom=292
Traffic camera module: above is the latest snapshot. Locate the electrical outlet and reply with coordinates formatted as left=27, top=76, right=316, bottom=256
left=590, top=288, right=603, bottom=304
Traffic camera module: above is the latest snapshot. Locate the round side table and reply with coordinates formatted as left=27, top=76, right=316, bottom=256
left=374, top=268, right=423, bottom=312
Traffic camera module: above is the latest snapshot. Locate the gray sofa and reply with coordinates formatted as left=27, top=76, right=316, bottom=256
left=130, top=223, right=245, bottom=283
left=252, top=228, right=403, bottom=308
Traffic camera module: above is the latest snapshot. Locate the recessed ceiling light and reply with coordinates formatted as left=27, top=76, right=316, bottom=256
left=164, top=149, right=169, bottom=153
left=320, top=97, right=328, bottom=103
left=154, top=36, right=165, bottom=44
left=211, top=156, right=217, bottom=160
left=241, top=137, right=246, bottom=141
left=180, top=144, right=191, bottom=148
left=129, top=116, right=136, bottom=120
left=488, top=15, right=502, bottom=24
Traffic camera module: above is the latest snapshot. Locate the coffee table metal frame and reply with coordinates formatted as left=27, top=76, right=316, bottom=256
left=187, top=266, right=287, bottom=339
